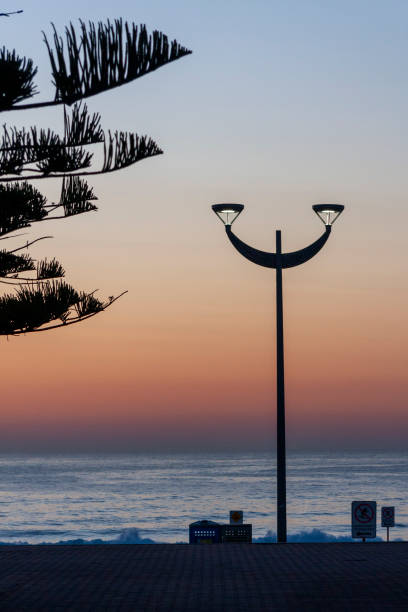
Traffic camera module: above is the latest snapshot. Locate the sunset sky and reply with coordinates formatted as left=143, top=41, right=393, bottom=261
left=1, top=0, right=407, bottom=451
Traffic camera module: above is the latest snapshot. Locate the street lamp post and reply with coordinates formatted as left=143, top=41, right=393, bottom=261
left=211, top=203, right=344, bottom=543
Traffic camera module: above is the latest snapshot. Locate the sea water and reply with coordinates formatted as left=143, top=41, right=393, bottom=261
left=0, top=451, right=406, bottom=544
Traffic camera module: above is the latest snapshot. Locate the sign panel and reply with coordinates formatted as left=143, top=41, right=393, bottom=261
left=381, top=506, right=395, bottom=528
left=352, top=501, right=377, bottom=538
left=229, top=510, right=243, bottom=525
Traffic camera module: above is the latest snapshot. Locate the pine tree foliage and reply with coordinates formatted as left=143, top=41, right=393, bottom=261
left=0, top=17, right=191, bottom=334
left=0, top=47, right=37, bottom=110
left=37, top=144, right=92, bottom=175
left=0, top=102, right=163, bottom=179
left=60, top=176, right=97, bottom=217
left=1, top=19, right=191, bottom=111
left=102, top=132, right=162, bottom=173
left=0, top=280, right=108, bottom=335
left=36, top=258, right=65, bottom=280
left=0, top=249, right=64, bottom=281
left=0, top=182, right=47, bottom=234
left=0, top=178, right=97, bottom=238
left=44, top=20, right=192, bottom=106
left=0, top=104, right=102, bottom=159
left=63, top=103, right=104, bottom=146
left=1, top=123, right=60, bottom=161
left=1, top=103, right=102, bottom=175
left=0, top=249, right=34, bottom=277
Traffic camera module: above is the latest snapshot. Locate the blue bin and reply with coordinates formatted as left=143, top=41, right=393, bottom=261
left=189, top=520, right=221, bottom=544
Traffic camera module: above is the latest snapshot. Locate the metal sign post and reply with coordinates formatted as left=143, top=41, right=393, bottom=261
left=352, top=501, right=377, bottom=541
left=381, top=506, right=395, bottom=542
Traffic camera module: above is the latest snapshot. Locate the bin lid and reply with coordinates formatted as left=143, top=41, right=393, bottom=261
left=189, top=520, right=220, bottom=527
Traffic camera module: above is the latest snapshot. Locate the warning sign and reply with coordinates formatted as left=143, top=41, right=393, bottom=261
left=352, top=501, right=376, bottom=538
left=381, top=506, right=395, bottom=528
left=229, top=510, right=243, bottom=525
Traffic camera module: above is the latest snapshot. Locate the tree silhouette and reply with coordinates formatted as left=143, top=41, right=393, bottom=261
left=0, top=9, right=23, bottom=17
left=0, top=19, right=191, bottom=335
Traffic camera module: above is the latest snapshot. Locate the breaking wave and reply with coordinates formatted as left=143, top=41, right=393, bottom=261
left=253, top=528, right=385, bottom=542
left=0, top=527, right=401, bottom=545
left=0, top=528, right=156, bottom=546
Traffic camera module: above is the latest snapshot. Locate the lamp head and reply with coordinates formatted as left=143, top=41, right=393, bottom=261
left=212, top=203, right=244, bottom=226
left=313, top=203, right=344, bottom=226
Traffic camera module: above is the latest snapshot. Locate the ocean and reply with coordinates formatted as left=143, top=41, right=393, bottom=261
left=0, top=451, right=406, bottom=544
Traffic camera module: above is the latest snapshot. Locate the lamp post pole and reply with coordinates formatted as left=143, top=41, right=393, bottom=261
left=275, top=230, right=286, bottom=543
left=211, top=203, right=344, bottom=543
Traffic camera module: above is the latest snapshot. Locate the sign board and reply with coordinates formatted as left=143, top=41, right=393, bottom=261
left=381, top=506, right=395, bottom=528
left=352, top=501, right=376, bottom=538
left=229, top=510, right=243, bottom=525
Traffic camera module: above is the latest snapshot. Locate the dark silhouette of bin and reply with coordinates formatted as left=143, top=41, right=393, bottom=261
left=189, top=520, right=221, bottom=544
left=221, top=524, right=252, bottom=543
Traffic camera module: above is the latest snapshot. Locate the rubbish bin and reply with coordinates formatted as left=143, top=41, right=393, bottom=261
left=221, top=523, right=252, bottom=543
left=189, top=520, right=221, bottom=544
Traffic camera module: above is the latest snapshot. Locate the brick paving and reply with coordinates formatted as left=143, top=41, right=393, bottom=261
left=0, top=543, right=407, bottom=611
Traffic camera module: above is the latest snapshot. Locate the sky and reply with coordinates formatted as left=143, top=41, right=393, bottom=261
left=0, top=0, right=407, bottom=452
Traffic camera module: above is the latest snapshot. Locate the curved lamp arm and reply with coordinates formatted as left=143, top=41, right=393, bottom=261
left=225, top=225, right=331, bottom=269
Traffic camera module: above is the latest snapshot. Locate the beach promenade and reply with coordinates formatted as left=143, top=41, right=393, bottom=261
left=0, top=542, right=406, bottom=611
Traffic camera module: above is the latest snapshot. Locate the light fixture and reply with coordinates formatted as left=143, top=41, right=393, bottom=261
left=212, top=203, right=244, bottom=226
left=313, top=204, right=344, bottom=226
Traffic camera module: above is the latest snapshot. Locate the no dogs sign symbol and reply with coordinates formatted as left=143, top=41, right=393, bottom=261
left=354, top=503, right=375, bottom=523
left=351, top=501, right=377, bottom=539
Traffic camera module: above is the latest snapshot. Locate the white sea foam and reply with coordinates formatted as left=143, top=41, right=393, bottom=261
left=0, top=527, right=401, bottom=545
left=0, top=528, right=155, bottom=546
left=253, top=528, right=386, bottom=543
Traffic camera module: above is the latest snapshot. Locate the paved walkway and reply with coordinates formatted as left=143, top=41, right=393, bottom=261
left=0, top=543, right=407, bottom=611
